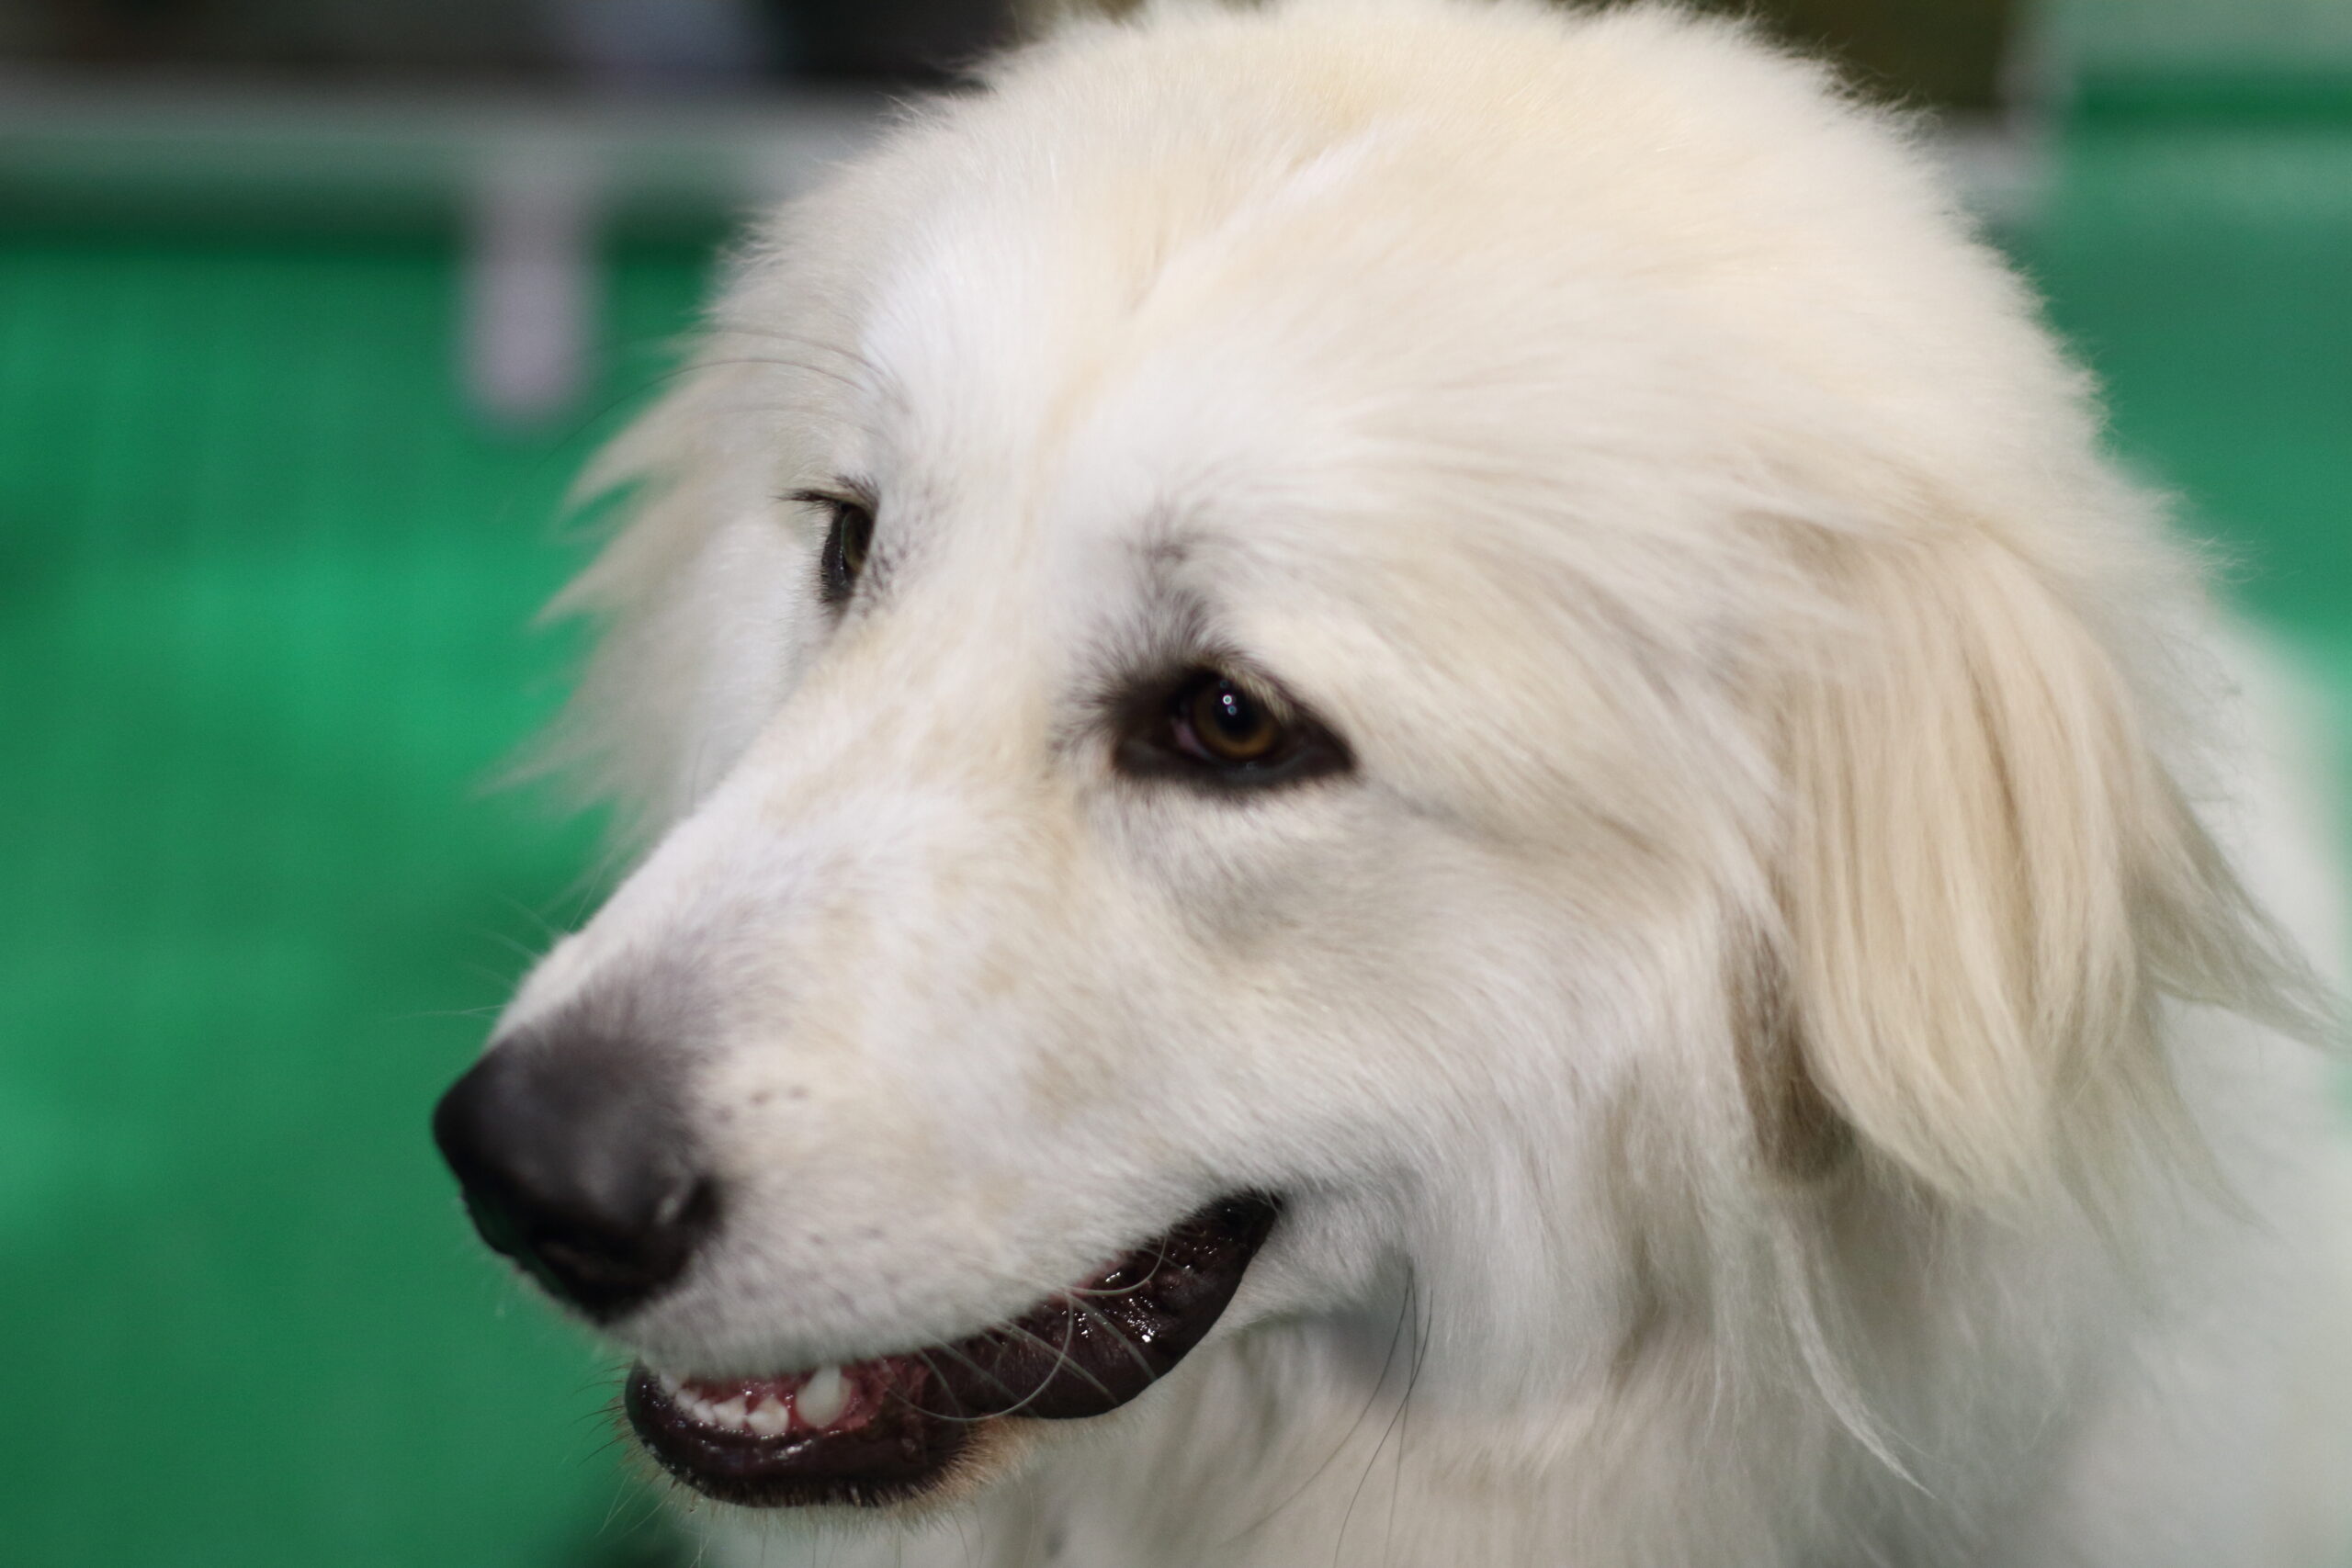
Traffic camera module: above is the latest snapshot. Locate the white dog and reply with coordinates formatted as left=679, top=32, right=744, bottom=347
left=431, top=2, right=2352, bottom=1562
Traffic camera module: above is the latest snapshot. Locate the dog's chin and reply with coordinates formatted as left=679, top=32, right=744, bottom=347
left=623, top=1195, right=1280, bottom=1508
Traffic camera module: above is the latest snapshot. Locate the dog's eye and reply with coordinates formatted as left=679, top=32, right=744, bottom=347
left=795, top=491, right=875, bottom=605
left=1182, top=676, right=1282, bottom=764
left=1116, top=668, right=1350, bottom=788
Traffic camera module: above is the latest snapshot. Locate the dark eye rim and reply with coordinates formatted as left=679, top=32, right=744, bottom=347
left=789, top=487, right=876, bottom=606
left=1113, top=665, right=1352, bottom=791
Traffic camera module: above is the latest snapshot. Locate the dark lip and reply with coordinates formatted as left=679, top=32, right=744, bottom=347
left=624, top=1194, right=1280, bottom=1507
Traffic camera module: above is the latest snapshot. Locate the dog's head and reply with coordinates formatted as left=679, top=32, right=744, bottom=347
left=433, top=0, right=2299, bottom=1517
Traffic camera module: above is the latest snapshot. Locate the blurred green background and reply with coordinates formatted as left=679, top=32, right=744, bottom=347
left=0, top=236, right=709, bottom=1565
left=1, top=1, right=2347, bottom=1564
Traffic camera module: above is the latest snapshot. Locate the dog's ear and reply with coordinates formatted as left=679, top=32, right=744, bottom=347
left=1765, top=533, right=2295, bottom=1206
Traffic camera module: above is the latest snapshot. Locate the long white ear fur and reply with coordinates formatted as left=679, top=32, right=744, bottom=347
left=1770, top=531, right=2319, bottom=1208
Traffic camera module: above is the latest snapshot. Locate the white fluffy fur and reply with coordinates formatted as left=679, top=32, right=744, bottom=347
left=501, top=2, right=2352, bottom=1562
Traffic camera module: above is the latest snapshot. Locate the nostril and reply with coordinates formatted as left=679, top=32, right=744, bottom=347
left=431, top=1025, right=717, bottom=1321
left=524, top=1176, right=715, bottom=1288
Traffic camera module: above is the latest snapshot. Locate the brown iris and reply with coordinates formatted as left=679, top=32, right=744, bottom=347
left=1181, top=675, right=1283, bottom=764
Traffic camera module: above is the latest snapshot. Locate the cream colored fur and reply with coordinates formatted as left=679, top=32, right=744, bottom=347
left=497, top=2, right=2352, bottom=1562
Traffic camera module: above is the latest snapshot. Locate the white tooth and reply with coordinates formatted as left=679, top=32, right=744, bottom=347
left=658, top=1372, right=682, bottom=1396
left=748, top=1397, right=790, bottom=1438
left=713, top=1395, right=749, bottom=1427
left=684, top=1393, right=718, bottom=1423
left=797, top=1365, right=849, bottom=1428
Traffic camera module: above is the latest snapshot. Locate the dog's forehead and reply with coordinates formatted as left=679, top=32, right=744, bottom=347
left=799, top=145, right=1625, bottom=732
left=820, top=77, right=1745, bottom=589
left=757, top=8, right=2063, bottom=709
left=843, top=128, right=1397, bottom=528
left=772, top=6, right=2074, bottom=612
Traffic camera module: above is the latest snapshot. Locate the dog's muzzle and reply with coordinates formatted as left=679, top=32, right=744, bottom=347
left=430, top=1023, right=1279, bottom=1507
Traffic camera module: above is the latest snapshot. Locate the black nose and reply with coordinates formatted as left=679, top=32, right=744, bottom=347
left=431, top=1024, right=716, bottom=1320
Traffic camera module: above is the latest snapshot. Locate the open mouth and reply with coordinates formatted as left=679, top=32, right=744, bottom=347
left=624, top=1194, right=1279, bottom=1507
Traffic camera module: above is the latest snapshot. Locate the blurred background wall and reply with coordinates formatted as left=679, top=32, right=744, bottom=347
left=1, top=2, right=2346, bottom=1565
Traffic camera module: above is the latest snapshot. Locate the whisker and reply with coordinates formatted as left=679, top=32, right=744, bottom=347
left=690, top=353, right=872, bottom=397
left=1061, top=1240, right=1174, bottom=1301
left=467, top=922, right=547, bottom=968
left=897, top=1308, right=1127, bottom=1425
left=496, top=892, right=567, bottom=942
left=1066, top=1296, right=1161, bottom=1384
left=907, top=1337, right=1102, bottom=1425
left=718, top=325, right=887, bottom=381
left=1338, top=1267, right=1425, bottom=1568
left=385, top=1003, right=507, bottom=1024
left=1215, top=1269, right=1419, bottom=1551
left=997, top=1312, right=1124, bottom=1405
left=903, top=1343, right=1021, bottom=1424
left=1385, top=1268, right=1431, bottom=1568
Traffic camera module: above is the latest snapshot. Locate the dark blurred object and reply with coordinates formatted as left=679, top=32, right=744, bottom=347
left=779, top=0, right=1015, bottom=79
left=4, top=0, right=564, bottom=77
left=0, top=0, right=2004, bottom=101
left=1705, top=0, right=2016, bottom=109
left=1020, top=0, right=2016, bottom=111
left=0, top=0, right=1019, bottom=83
